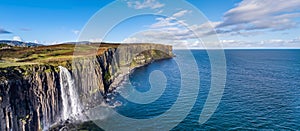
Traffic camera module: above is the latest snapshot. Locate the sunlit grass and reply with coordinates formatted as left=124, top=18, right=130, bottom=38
left=0, top=43, right=119, bottom=68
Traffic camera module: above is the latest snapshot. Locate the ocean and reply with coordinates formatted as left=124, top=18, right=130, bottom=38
left=79, top=50, right=300, bottom=130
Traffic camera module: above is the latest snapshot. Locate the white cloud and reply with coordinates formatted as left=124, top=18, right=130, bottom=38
left=156, top=9, right=164, bottom=14
left=140, top=26, right=208, bottom=41
left=123, top=37, right=162, bottom=44
left=220, top=37, right=300, bottom=48
left=123, top=36, right=200, bottom=49
left=150, top=10, right=191, bottom=28
left=13, top=36, right=23, bottom=41
left=264, top=38, right=300, bottom=45
left=146, top=21, right=219, bottom=41
left=147, top=10, right=222, bottom=41
left=150, top=17, right=179, bottom=28
left=191, top=21, right=221, bottom=30
left=123, top=36, right=300, bottom=49
left=127, top=0, right=164, bottom=10
left=89, top=38, right=103, bottom=42
left=50, top=41, right=59, bottom=45
left=172, top=10, right=191, bottom=18
left=33, top=40, right=39, bottom=43
left=220, top=40, right=254, bottom=48
left=216, top=0, right=300, bottom=33
left=125, top=10, right=219, bottom=48
left=123, top=37, right=139, bottom=43
left=123, top=0, right=300, bottom=48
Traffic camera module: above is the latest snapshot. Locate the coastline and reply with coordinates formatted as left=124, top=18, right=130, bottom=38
left=108, top=57, right=173, bottom=94
left=50, top=58, right=173, bottom=131
left=0, top=43, right=174, bottom=131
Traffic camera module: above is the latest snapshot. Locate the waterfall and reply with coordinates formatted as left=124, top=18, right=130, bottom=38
left=59, top=66, right=82, bottom=121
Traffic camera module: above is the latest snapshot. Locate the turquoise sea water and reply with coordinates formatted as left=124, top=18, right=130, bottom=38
left=81, top=50, right=300, bottom=130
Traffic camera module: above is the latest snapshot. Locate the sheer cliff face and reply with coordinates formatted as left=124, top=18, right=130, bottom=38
left=0, top=66, right=61, bottom=131
left=0, top=44, right=173, bottom=131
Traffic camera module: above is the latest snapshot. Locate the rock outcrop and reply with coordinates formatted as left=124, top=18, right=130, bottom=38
left=0, top=44, right=173, bottom=131
left=0, top=65, right=61, bottom=131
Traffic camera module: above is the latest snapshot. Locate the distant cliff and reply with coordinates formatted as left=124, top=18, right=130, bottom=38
left=0, top=43, right=173, bottom=131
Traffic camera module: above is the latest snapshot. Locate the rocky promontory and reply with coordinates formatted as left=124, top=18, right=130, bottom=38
left=0, top=43, right=173, bottom=131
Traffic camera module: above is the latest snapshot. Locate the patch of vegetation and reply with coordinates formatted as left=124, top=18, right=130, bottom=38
left=104, top=71, right=111, bottom=82
left=0, top=43, right=121, bottom=68
left=130, top=59, right=138, bottom=67
left=0, top=43, right=12, bottom=48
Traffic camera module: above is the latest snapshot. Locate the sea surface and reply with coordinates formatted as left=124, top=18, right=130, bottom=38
left=79, top=50, right=300, bottom=130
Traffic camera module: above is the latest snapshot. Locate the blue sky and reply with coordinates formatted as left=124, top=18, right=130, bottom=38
left=0, top=0, right=300, bottom=48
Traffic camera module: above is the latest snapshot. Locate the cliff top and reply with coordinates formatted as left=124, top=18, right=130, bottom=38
left=0, top=42, right=171, bottom=68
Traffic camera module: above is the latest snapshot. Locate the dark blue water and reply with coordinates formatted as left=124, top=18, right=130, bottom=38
left=82, top=50, right=300, bottom=130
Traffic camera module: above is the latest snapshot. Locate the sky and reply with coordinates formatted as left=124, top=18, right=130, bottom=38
left=0, top=0, right=300, bottom=48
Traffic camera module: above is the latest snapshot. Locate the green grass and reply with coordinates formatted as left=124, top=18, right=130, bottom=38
left=0, top=61, right=39, bottom=68
left=0, top=43, right=120, bottom=68
left=0, top=43, right=172, bottom=69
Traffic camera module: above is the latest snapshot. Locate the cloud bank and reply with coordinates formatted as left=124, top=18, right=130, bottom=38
left=0, top=28, right=12, bottom=34
left=127, top=0, right=164, bottom=10
left=13, top=36, right=23, bottom=41
left=123, top=0, right=300, bottom=48
left=216, top=0, right=300, bottom=34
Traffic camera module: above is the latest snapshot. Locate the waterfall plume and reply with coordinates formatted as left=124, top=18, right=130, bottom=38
left=59, top=66, right=82, bottom=120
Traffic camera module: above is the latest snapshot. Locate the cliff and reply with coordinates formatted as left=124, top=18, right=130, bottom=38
left=0, top=43, right=173, bottom=131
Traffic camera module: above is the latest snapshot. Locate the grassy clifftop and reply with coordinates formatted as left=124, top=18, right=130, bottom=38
left=0, top=43, right=121, bottom=68
left=0, top=42, right=173, bottom=69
